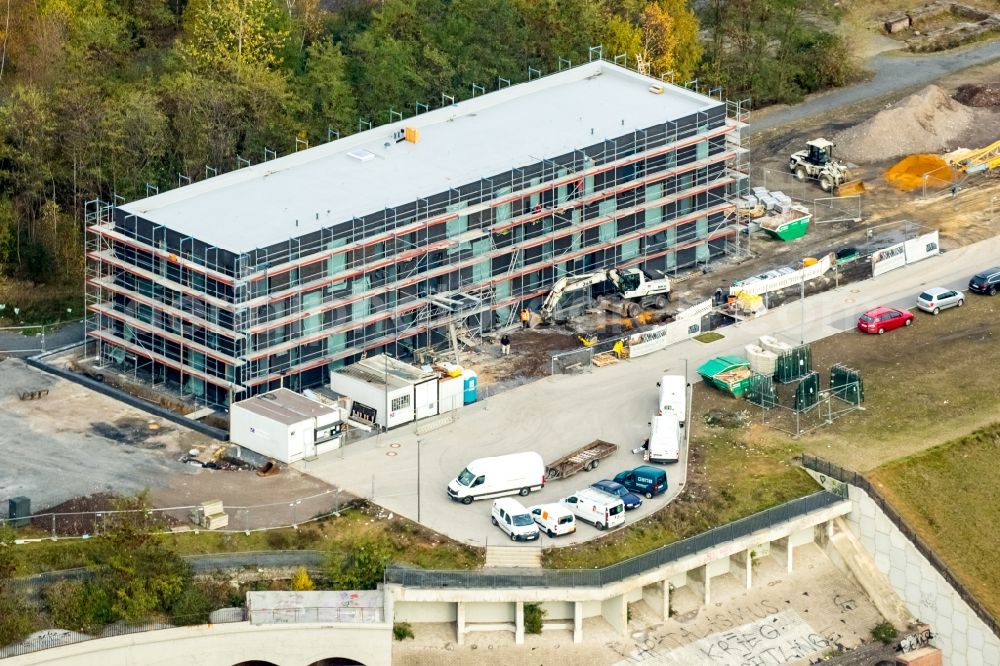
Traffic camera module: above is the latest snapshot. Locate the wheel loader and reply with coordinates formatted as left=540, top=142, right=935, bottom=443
left=788, top=138, right=864, bottom=196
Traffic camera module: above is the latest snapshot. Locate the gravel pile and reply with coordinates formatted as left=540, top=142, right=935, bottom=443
left=953, top=83, right=1000, bottom=107
left=833, top=85, right=974, bottom=163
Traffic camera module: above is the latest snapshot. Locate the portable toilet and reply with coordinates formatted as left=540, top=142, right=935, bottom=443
left=462, top=369, right=478, bottom=404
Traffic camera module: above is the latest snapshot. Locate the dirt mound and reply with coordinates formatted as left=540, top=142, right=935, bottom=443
left=884, top=154, right=957, bottom=192
left=954, top=83, right=1000, bottom=107
left=833, top=85, right=974, bottom=163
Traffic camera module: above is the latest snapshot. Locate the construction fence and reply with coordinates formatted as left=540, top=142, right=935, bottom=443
left=549, top=298, right=711, bottom=374
left=1, top=489, right=355, bottom=540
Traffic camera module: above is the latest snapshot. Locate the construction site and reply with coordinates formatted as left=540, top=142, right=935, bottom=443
left=52, top=45, right=999, bottom=425
left=6, top=33, right=1000, bottom=666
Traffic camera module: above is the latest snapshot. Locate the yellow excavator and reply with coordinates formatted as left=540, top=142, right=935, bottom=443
left=950, top=139, right=1000, bottom=175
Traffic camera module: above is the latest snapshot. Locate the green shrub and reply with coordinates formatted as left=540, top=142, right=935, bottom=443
left=325, top=535, right=393, bottom=590
left=0, top=588, right=37, bottom=646
left=265, top=531, right=292, bottom=550
left=523, top=603, right=545, bottom=635
left=294, top=529, right=322, bottom=549
left=169, top=585, right=216, bottom=626
left=871, top=622, right=898, bottom=645
left=393, top=622, right=414, bottom=641
left=43, top=579, right=113, bottom=633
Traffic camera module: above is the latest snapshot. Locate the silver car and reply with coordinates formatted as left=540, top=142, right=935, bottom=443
left=916, top=287, right=965, bottom=314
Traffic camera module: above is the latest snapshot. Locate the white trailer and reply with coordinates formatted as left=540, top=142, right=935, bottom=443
left=229, top=388, right=344, bottom=464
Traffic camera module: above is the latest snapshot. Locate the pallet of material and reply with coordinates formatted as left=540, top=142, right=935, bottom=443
left=191, top=499, right=229, bottom=530
left=591, top=352, right=619, bottom=367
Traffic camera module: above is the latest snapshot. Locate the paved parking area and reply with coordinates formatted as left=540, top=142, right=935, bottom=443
left=301, top=233, right=1000, bottom=548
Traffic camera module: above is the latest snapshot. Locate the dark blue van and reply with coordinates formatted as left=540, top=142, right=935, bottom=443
left=614, top=466, right=668, bottom=499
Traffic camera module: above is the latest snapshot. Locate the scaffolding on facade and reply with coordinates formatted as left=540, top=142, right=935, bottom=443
left=83, top=60, right=752, bottom=406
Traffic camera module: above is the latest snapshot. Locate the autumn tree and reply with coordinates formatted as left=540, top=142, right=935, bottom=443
left=180, top=0, right=290, bottom=71
left=291, top=566, right=315, bottom=591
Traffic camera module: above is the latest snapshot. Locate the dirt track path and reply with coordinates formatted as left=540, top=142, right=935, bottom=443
left=751, top=39, right=1000, bottom=133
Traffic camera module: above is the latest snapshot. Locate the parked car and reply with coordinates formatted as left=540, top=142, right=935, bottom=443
left=528, top=503, right=576, bottom=537
left=857, top=306, right=914, bottom=335
left=916, top=287, right=965, bottom=315
left=614, top=466, right=668, bottom=499
left=968, top=267, right=1000, bottom=296
left=591, top=480, right=642, bottom=510
left=491, top=498, right=539, bottom=541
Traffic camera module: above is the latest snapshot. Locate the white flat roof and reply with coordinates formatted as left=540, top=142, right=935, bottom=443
left=119, top=62, right=720, bottom=254
left=232, top=387, right=337, bottom=425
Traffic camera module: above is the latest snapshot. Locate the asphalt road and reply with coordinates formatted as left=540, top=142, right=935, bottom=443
left=301, top=233, right=1000, bottom=549
left=0, top=321, right=84, bottom=355
left=751, top=39, right=1000, bottom=134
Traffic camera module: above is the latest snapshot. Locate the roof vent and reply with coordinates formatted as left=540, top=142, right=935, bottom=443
left=649, top=84, right=665, bottom=95
left=347, top=148, right=375, bottom=162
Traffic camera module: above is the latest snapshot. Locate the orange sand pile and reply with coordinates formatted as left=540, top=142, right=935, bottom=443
left=884, top=154, right=956, bottom=191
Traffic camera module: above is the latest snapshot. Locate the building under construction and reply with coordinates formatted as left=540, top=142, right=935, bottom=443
left=84, top=60, right=749, bottom=406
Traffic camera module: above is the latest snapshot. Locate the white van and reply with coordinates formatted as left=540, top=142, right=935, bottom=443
left=657, top=374, right=687, bottom=425
left=529, top=503, right=576, bottom=537
left=646, top=413, right=681, bottom=464
left=447, top=452, right=546, bottom=505
left=491, top=498, right=539, bottom=541
left=560, top=488, right=625, bottom=530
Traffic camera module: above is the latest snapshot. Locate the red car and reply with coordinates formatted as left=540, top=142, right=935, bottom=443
left=857, top=306, right=914, bottom=335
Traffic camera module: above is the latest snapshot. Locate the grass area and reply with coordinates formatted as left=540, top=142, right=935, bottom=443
left=0, top=280, right=83, bottom=327
left=792, top=295, right=1000, bottom=471
left=868, top=423, right=1000, bottom=619
left=694, top=331, right=725, bottom=343
left=543, top=386, right=819, bottom=568
left=10, top=504, right=482, bottom=575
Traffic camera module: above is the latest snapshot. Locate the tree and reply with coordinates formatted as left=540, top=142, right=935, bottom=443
left=515, top=0, right=606, bottom=66
left=658, top=0, right=702, bottom=83
left=90, top=493, right=192, bottom=622
left=603, top=16, right=642, bottom=67
left=99, top=88, right=170, bottom=201
left=325, top=535, right=393, bottom=590
left=295, top=40, right=357, bottom=140
left=435, top=0, right=526, bottom=89
left=640, top=2, right=676, bottom=79
left=180, top=0, right=290, bottom=71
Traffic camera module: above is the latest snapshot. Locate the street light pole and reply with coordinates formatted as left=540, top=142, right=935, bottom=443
left=417, top=439, right=422, bottom=523
left=799, top=271, right=805, bottom=345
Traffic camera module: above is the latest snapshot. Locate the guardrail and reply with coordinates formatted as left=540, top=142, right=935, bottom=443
left=385, top=490, right=846, bottom=588
left=801, top=455, right=1000, bottom=642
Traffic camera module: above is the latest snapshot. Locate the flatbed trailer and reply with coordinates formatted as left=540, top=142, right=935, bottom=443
left=545, top=440, right=619, bottom=480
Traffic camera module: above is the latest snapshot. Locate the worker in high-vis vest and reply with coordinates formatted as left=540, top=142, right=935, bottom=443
left=520, top=307, right=531, bottom=329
